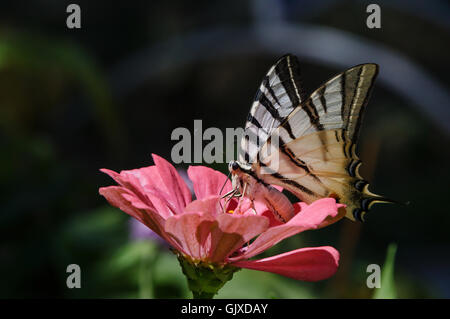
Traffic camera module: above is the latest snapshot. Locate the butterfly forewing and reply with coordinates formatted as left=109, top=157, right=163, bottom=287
left=239, top=54, right=306, bottom=164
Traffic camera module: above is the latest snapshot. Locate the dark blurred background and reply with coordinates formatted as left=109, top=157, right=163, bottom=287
left=0, top=0, right=449, bottom=298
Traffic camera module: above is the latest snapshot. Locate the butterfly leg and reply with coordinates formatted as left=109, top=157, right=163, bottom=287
left=220, top=188, right=237, bottom=199
left=221, top=188, right=242, bottom=213
left=221, top=189, right=236, bottom=213
left=250, top=200, right=257, bottom=215
left=236, top=182, right=248, bottom=213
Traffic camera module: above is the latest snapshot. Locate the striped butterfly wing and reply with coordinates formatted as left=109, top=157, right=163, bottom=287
left=255, top=63, right=390, bottom=221
left=239, top=54, right=307, bottom=164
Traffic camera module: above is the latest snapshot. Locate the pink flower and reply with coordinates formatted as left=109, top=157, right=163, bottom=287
left=99, top=154, right=344, bottom=282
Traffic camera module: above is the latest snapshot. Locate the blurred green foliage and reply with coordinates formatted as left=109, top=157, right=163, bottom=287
left=374, top=243, right=397, bottom=299
left=0, top=31, right=124, bottom=150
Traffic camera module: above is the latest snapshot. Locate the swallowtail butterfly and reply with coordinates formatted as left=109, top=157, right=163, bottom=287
left=227, top=54, right=392, bottom=223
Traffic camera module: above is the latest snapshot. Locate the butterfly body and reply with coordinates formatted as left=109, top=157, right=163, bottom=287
left=229, top=54, right=392, bottom=222
left=229, top=160, right=295, bottom=222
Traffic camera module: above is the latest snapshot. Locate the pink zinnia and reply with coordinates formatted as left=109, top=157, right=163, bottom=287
left=99, top=154, right=345, bottom=298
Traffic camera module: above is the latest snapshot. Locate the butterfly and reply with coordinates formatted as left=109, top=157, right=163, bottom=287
left=227, top=54, right=392, bottom=223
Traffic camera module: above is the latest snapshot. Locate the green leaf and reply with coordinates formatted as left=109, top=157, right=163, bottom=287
left=374, top=243, right=397, bottom=299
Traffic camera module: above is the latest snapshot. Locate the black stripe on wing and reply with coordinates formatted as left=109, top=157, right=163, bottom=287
left=274, top=54, right=307, bottom=106
left=241, top=54, right=307, bottom=163
left=258, top=161, right=317, bottom=196
left=341, top=64, right=378, bottom=143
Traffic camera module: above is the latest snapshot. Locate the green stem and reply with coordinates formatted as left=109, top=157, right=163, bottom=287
left=192, top=291, right=216, bottom=299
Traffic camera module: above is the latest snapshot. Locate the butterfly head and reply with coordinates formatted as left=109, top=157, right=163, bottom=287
left=228, top=160, right=254, bottom=192
left=228, top=160, right=240, bottom=173
left=228, top=160, right=252, bottom=174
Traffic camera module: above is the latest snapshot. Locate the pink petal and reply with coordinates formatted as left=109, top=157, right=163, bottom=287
left=101, top=166, right=163, bottom=196
left=292, top=201, right=347, bottom=229
left=100, top=168, right=175, bottom=219
left=187, top=166, right=232, bottom=200
left=99, top=186, right=159, bottom=232
left=208, top=213, right=269, bottom=263
left=100, top=168, right=122, bottom=183
left=100, top=168, right=152, bottom=206
left=140, top=185, right=182, bottom=219
left=152, top=154, right=192, bottom=212
left=228, top=198, right=341, bottom=261
left=232, top=246, right=339, bottom=281
left=164, top=209, right=269, bottom=262
left=99, top=186, right=182, bottom=251
left=164, top=212, right=216, bottom=259
left=184, top=195, right=222, bottom=217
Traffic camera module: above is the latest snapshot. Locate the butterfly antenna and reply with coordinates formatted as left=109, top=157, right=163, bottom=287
left=219, top=171, right=232, bottom=212
left=219, top=171, right=232, bottom=196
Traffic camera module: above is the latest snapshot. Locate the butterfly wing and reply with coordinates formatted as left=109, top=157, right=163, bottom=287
left=255, top=63, right=390, bottom=221
left=239, top=54, right=307, bottom=164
